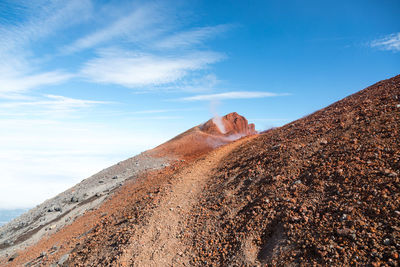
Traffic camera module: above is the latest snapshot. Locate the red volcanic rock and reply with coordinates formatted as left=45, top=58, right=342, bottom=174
left=200, top=112, right=257, bottom=136
left=149, top=112, right=257, bottom=159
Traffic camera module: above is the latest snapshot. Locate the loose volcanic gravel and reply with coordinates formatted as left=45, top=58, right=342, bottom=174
left=187, top=75, right=400, bottom=266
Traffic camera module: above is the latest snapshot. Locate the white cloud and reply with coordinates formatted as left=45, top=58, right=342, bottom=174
left=131, top=109, right=174, bottom=114
left=155, top=24, right=231, bottom=49
left=370, top=32, right=400, bottom=52
left=81, top=49, right=224, bottom=88
left=130, top=108, right=198, bottom=114
left=0, top=94, right=109, bottom=115
left=0, top=1, right=89, bottom=97
left=0, top=69, right=72, bottom=97
left=63, top=3, right=165, bottom=54
left=0, top=0, right=92, bottom=53
left=176, top=91, right=289, bottom=101
left=172, top=74, right=220, bottom=93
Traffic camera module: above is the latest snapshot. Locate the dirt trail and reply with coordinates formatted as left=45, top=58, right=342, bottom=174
left=119, top=136, right=255, bottom=266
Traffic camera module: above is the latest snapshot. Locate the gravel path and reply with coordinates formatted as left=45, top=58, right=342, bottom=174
left=118, top=136, right=255, bottom=266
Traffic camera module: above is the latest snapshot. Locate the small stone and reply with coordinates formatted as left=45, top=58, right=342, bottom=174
left=383, top=238, right=391, bottom=245
left=8, top=253, right=18, bottom=262
left=320, top=139, right=328, bottom=145
left=337, top=228, right=352, bottom=236
left=112, top=176, right=118, bottom=179
left=58, top=253, right=69, bottom=265
left=98, top=180, right=104, bottom=183
left=70, top=196, right=79, bottom=203
left=272, top=144, right=281, bottom=150
left=53, top=206, right=61, bottom=212
left=294, top=180, right=302, bottom=185
left=291, top=216, right=301, bottom=222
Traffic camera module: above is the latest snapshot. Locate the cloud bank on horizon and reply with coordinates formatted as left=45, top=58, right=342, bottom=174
left=0, top=0, right=398, bottom=209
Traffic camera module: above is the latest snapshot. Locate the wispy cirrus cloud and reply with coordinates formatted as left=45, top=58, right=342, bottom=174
left=63, top=3, right=164, bottom=54
left=81, top=49, right=224, bottom=88
left=0, top=0, right=91, bottom=97
left=1, top=1, right=229, bottom=96
left=155, top=24, right=232, bottom=49
left=0, top=0, right=92, bottom=51
left=130, top=108, right=199, bottom=114
left=175, top=91, right=290, bottom=101
left=0, top=68, right=72, bottom=98
left=370, top=32, right=400, bottom=52
left=0, top=94, right=109, bottom=116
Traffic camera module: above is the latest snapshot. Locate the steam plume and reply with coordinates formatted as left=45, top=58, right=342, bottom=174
left=212, top=115, right=226, bottom=134
left=210, top=100, right=226, bottom=134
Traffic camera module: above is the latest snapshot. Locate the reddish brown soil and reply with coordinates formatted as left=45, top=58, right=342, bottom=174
left=186, top=74, right=400, bottom=266
left=3, top=75, right=400, bottom=266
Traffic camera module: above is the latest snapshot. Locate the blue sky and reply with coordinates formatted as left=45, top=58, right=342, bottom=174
left=0, top=0, right=399, bottom=209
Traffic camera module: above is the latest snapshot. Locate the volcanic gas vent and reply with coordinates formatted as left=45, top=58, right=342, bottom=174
left=200, top=112, right=257, bottom=136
